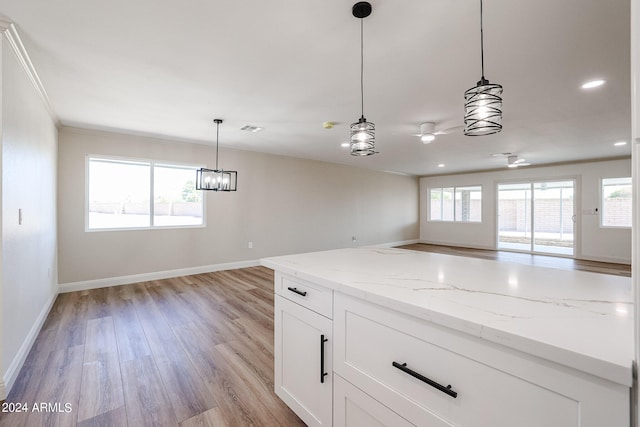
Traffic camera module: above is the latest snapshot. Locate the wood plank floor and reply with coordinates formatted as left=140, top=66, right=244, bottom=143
left=397, top=243, right=631, bottom=277
left=0, top=267, right=305, bottom=427
left=0, top=244, right=630, bottom=426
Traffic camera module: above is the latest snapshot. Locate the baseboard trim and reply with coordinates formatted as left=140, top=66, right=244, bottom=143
left=2, top=292, right=56, bottom=400
left=58, top=259, right=261, bottom=293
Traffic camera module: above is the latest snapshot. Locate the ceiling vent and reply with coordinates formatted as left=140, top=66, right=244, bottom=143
left=240, top=125, right=263, bottom=133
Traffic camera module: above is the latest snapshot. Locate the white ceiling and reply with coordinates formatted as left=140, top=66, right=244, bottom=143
left=0, top=0, right=631, bottom=176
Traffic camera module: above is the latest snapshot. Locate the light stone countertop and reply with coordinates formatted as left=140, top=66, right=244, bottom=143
left=261, top=247, right=633, bottom=387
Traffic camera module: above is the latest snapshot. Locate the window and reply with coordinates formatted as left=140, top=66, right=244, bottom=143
left=429, top=186, right=481, bottom=222
left=429, top=187, right=454, bottom=221
left=455, top=186, right=482, bottom=222
left=87, top=157, right=204, bottom=230
left=601, top=177, right=631, bottom=228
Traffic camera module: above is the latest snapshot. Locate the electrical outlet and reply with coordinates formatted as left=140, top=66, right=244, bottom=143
left=248, top=241, right=253, bottom=249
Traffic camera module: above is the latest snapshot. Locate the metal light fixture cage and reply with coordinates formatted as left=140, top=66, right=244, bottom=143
left=196, top=119, right=238, bottom=191
left=350, top=117, right=376, bottom=156
left=464, top=0, right=503, bottom=136
left=350, top=1, right=377, bottom=156
left=196, top=168, right=237, bottom=191
left=464, top=79, right=503, bottom=136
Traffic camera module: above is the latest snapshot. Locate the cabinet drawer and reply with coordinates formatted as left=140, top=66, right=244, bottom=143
left=334, top=294, right=629, bottom=427
left=334, top=374, right=414, bottom=427
left=275, top=272, right=333, bottom=318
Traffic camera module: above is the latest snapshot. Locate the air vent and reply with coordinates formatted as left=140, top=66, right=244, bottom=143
left=240, top=125, right=263, bottom=133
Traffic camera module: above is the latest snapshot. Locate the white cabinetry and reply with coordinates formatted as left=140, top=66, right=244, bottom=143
left=274, top=273, right=333, bottom=427
left=265, top=248, right=631, bottom=427
left=334, top=293, right=629, bottom=427
left=333, top=374, right=414, bottom=427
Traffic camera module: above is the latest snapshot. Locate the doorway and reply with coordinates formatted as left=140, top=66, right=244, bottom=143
left=497, top=180, right=576, bottom=256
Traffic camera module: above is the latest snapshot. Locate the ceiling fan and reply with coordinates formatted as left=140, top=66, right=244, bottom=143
left=413, top=122, right=462, bottom=144
left=492, top=152, right=532, bottom=168
left=507, top=155, right=530, bottom=168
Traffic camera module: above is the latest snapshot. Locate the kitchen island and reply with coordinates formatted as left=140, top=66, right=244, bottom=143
left=261, top=247, right=633, bottom=427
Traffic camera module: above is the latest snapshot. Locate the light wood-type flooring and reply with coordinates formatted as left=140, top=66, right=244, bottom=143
left=397, top=243, right=631, bottom=277
left=0, top=244, right=630, bottom=426
left=0, top=267, right=305, bottom=427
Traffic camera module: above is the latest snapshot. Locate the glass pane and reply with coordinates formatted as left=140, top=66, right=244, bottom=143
left=455, top=186, right=482, bottom=222
left=154, top=164, right=203, bottom=226
left=88, top=158, right=151, bottom=229
left=602, top=177, right=632, bottom=227
left=533, top=181, right=574, bottom=255
left=429, top=188, right=442, bottom=220
left=498, top=183, right=531, bottom=251
left=442, top=187, right=454, bottom=221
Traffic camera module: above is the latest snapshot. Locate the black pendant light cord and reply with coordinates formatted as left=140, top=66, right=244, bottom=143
left=360, top=18, right=365, bottom=120
left=215, top=120, right=220, bottom=170
left=479, top=0, right=486, bottom=82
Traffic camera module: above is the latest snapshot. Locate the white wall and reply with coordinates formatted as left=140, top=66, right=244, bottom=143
left=57, top=127, right=419, bottom=287
left=0, top=33, right=58, bottom=398
left=420, top=158, right=632, bottom=264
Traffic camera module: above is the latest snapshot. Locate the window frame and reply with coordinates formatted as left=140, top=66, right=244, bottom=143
left=85, top=155, right=206, bottom=232
left=428, top=184, right=483, bottom=223
left=600, top=176, right=631, bottom=229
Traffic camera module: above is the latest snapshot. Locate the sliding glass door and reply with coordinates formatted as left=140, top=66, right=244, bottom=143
left=498, top=180, right=575, bottom=256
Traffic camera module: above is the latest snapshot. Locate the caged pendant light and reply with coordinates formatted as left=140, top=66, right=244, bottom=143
left=350, top=1, right=377, bottom=156
left=464, top=0, right=503, bottom=136
left=196, top=119, right=238, bottom=191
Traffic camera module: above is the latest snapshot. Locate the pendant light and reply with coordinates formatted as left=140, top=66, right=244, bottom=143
left=350, top=2, right=377, bottom=156
left=464, top=0, right=503, bottom=136
left=196, top=119, right=238, bottom=191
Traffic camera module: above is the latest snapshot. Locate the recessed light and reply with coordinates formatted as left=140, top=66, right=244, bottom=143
left=341, top=142, right=350, bottom=148
left=437, top=164, right=445, bottom=168
left=614, top=141, right=627, bottom=147
left=581, top=79, right=605, bottom=89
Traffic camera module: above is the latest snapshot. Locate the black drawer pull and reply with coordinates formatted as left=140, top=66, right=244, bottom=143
left=392, top=361, right=458, bottom=398
left=320, top=335, right=329, bottom=383
left=287, top=287, right=307, bottom=297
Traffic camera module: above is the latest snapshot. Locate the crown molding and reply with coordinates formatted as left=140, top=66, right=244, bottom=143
left=0, top=19, right=59, bottom=124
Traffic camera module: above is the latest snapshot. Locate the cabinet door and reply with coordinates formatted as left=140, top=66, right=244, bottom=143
left=275, top=295, right=332, bottom=427
left=334, top=374, right=415, bottom=427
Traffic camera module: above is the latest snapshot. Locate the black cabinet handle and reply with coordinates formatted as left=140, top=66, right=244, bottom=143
left=392, top=361, right=457, bottom=398
left=287, top=287, right=307, bottom=297
left=320, top=335, right=329, bottom=383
